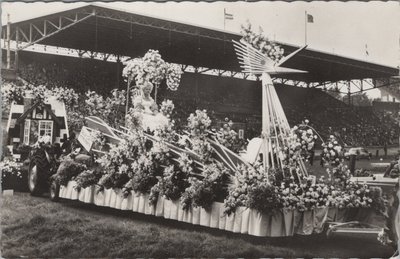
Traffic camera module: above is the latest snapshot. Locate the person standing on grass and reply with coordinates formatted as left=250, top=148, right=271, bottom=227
left=384, top=142, right=388, bottom=157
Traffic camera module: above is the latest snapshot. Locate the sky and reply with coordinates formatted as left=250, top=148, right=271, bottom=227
left=2, top=1, right=399, bottom=68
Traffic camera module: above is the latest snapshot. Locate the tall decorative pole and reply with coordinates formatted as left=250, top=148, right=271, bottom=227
left=305, top=11, right=307, bottom=46
left=7, top=13, right=11, bottom=69
left=233, top=39, right=308, bottom=176
left=125, top=77, right=131, bottom=117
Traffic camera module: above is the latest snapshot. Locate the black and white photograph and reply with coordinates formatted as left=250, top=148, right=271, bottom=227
left=1, top=1, right=400, bottom=257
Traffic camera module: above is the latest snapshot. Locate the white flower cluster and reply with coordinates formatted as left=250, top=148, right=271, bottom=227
left=125, top=108, right=143, bottom=131
left=1, top=82, right=24, bottom=104
left=123, top=50, right=168, bottom=86
left=282, top=121, right=317, bottom=167
left=240, top=21, right=284, bottom=63
left=51, top=87, right=79, bottom=108
left=30, top=85, right=48, bottom=102
left=85, top=91, right=106, bottom=117
left=166, top=63, right=183, bottom=91
left=123, top=50, right=183, bottom=92
left=160, top=99, right=175, bottom=118
left=142, top=50, right=167, bottom=85
left=0, top=160, right=22, bottom=180
left=122, top=58, right=143, bottom=82
left=322, top=135, right=342, bottom=165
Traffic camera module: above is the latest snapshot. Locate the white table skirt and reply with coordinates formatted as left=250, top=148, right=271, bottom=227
left=59, top=181, right=370, bottom=237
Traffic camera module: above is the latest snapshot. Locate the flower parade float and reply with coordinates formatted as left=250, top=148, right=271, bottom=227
left=4, top=24, right=398, bottom=248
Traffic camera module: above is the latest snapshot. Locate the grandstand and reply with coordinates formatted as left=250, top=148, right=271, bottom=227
left=1, top=4, right=399, bottom=147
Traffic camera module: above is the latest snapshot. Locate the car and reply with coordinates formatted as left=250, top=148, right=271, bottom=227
left=344, top=147, right=372, bottom=160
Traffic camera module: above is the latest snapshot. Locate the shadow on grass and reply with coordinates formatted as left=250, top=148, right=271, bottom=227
left=58, top=196, right=395, bottom=257
left=1, top=193, right=395, bottom=258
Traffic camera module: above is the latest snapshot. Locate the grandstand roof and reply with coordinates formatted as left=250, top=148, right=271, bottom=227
left=3, top=4, right=398, bottom=83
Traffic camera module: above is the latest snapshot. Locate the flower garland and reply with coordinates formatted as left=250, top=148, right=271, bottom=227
left=166, top=63, right=183, bottom=91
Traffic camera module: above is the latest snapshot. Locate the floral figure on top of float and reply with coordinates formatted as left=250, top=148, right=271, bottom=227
left=122, top=49, right=183, bottom=132
left=122, top=49, right=183, bottom=100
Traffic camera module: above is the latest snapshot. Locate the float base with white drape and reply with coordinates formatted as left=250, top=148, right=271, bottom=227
left=59, top=181, right=384, bottom=237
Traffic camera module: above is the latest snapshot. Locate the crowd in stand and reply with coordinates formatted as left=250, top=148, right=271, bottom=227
left=17, top=52, right=122, bottom=95
left=11, top=55, right=400, bottom=148
left=280, top=86, right=400, bottom=147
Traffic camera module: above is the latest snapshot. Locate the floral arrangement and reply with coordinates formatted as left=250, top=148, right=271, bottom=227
left=187, top=110, right=212, bottom=137
left=181, top=162, right=228, bottom=211
left=246, top=182, right=282, bottom=214
left=0, top=160, right=22, bottom=182
left=153, top=121, right=177, bottom=144
left=96, top=134, right=146, bottom=189
left=240, top=21, right=284, bottom=63
left=160, top=99, right=175, bottom=118
left=123, top=50, right=183, bottom=100
left=52, top=157, right=87, bottom=186
left=326, top=162, right=351, bottom=188
left=122, top=58, right=143, bottom=83
left=142, top=50, right=168, bottom=85
left=282, top=120, right=317, bottom=167
left=85, top=91, right=106, bottom=117
left=224, top=159, right=386, bottom=215
left=51, top=87, right=79, bottom=108
left=1, top=82, right=24, bottom=105
left=49, top=96, right=387, bottom=221
left=224, top=163, right=269, bottom=214
left=216, top=118, right=246, bottom=153
left=158, top=163, right=190, bottom=201
left=74, top=168, right=102, bottom=190
left=123, top=50, right=167, bottom=86
left=127, top=154, right=159, bottom=193
left=321, top=135, right=342, bottom=165
left=166, top=63, right=183, bottom=91
left=125, top=108, right=143, bottom=131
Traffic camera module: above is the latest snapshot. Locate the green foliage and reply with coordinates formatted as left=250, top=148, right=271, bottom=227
left=52, top=157, right=86, bottom=186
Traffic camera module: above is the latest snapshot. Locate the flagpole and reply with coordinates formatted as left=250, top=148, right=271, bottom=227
left=224, top=8, right=226, bottom=31
left=304, top=11, right=307, bottom=45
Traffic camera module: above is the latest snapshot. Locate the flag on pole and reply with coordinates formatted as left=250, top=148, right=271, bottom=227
left=224, top=9, right=234, bottom=20
left=307, top=14, right=314, bottom=23
left=365, top=44, right=369, bottom=56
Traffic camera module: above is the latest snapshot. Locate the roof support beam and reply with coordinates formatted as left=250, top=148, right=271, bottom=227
left=11, top=10, right=95, bottom=51
left=90, top=7, right=229, bottom=42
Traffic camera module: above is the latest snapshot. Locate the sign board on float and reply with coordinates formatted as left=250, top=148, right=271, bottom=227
left=78, top=126, right=95, bottom=152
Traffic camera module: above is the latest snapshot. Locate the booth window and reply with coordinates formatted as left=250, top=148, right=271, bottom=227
left=39, top=120, right=53, bottom=142
left=23, top=119, right=31, bottom=144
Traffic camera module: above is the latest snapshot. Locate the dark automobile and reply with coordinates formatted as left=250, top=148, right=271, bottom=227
left=344, top=147, right=372, bottom=160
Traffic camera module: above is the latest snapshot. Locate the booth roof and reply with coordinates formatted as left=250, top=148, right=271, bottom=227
left=3, top=4, right=398, bottom=82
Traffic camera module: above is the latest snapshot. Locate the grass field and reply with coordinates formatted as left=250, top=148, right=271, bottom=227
left=0, top=192, right=396, bottom=258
